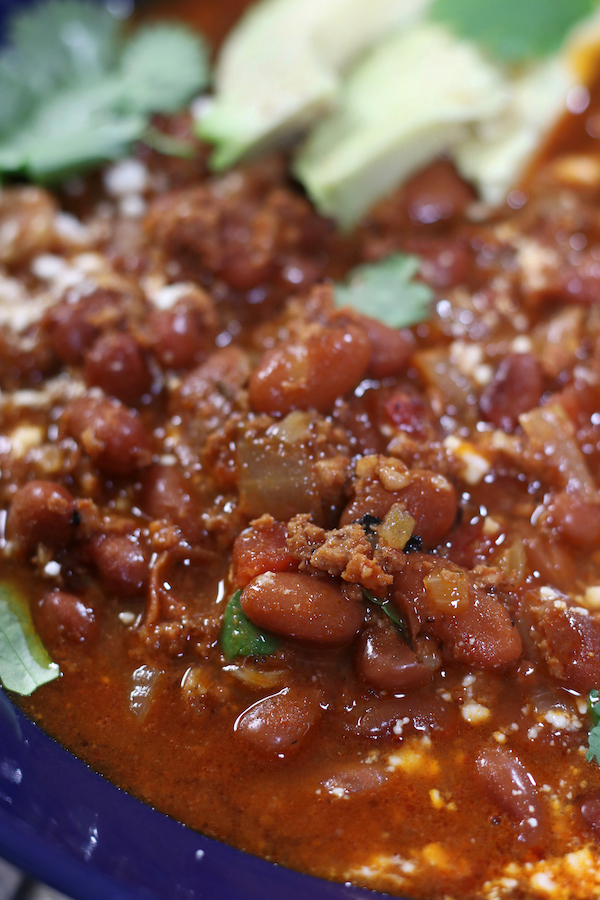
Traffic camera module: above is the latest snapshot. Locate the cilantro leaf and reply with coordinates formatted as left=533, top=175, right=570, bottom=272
left=335, top=253, right=432, bottom=329
left=586, top=690, right=600, bottom=765
left=0, top=1, right=209, bottom=181
left=0, top=582, right=59, bottom=696
left=220, top=590, right=279, bottom=661
left=430, top=0, right=595, bottom=64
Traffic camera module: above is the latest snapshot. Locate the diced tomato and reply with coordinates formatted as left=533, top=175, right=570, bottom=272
left=231, top=520, right=296, bottom=587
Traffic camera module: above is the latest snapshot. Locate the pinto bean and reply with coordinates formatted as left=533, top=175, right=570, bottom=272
left=90, top=534, right=148, bottom=596
left=34, top=590, right=98, bottom=645
left=234, top=686, right=322, bottom=758
left=62, top=397, right=152, bottom=475
left=240, top=572, right=364, bottom=645
left=540, top=604, right=600, bottom=692
left=354, top=626, right=431, bottom=691
left=6, top=481, right=76, bottom=554
left=249, top=324, right=371, bottom=416
left=475, top=748, right=543, bottom=847
left=480, top=354, right=543, bottom=432
left=84, top=332, right=152, bottom=405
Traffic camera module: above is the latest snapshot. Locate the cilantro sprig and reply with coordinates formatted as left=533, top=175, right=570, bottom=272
left=220, top=590, right=279, bottom=660
left=0, top=582, right=59, bottom=696
left=335, top=253, right=432, bottom=329
left=0, top=0, right=209, bottom=181
left=430, top=0, right=595, bottom=64
left=363, top=589, right=410, bottom=642
left=587, top=689, right=600, bottom=765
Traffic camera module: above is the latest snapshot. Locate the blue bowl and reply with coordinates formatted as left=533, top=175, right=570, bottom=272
left=0, top=693, right=378, bottom=900
left=0, top=2, right=389, bottom=898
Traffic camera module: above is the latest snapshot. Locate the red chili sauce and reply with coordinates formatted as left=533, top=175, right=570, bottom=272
left=3, top=4, right=600, bottom=899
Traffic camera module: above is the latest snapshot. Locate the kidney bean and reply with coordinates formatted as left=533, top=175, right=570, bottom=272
left=580, top=791, right=600, bottom=834
left=48, top=301, right=98, bottom=364
left=320, top=763, right=388, bottom=796
left=540, top=604, right=600, bottom=692
left=84, top=332, right=152, bottom=405
left=436, top=589, right=522, bottom=669
left=358, top=317, right=414, bottom=380
left=240, top=572, right=364, bottom=646
left=393, top=555, right=522, bottom=668
left=384, top=390, right=434, bottom=438
left=6, top=481, right=76, bottom=554
left=340, top=691, right=458, bottom=740
left=234, top=686, right=322, bottom=759
left=34, top=589, right=98, bottom=645
left=544, top=490, right=600, bottom=549
left=62, top=397, right=152, bottom=475
left=90, top=534, right=148, bottom=596
left=399, top=470, right=457, bottom=548
left=480, top=354, right=543, bottom=432
left=249, top=324, right=371, bottom=416
left=475, top=748, right=543, bottom=847
left=147, top=305, right=210, bottom=369
left=354, top=626, right=431, bottom=691
left=232, top=520, right=296, bottom=588
left=341, top=470, right=456, bottom=549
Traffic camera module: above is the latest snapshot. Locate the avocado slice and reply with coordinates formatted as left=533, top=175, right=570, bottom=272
left=198, top=0, right=431, bottom=170
left=293, top=22, right=508, bottom=228
left=454, top=8, right=600, bottom=205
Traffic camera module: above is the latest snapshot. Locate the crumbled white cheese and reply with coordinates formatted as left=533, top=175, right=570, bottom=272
left=103, top=158, right=148, bottom=196
left=460, top=701, right=491, bottom=725
left=444, top=435, right=491, bottom=484
left=8, top=425, right=44, bottom=458
left=151, top=281, right=195, bottom=310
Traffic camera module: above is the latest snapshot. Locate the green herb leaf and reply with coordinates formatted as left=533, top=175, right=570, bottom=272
left=335, top=253, right=432, bottom=329
left=586, top=690, right=600, bottom=765
left=0, top=0, right=209, bottom=181
left=429, top=0, right=595, bottom=63
left=0, top=582, right=59, bottom=696
left=363, top=589, right=410, bottom=641
left=220, top=590, right=279, bottom=661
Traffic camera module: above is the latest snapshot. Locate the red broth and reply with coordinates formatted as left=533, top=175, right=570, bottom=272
left=3, top=4, right=600, bottom=898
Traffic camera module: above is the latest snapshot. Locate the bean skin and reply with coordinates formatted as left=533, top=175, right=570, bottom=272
left=354, top=626, right=432, bottom=691
left=540, top=604, right=600, bottom=692
left=90, top=534, right=148, bottom=596
left=580, top=791, right=600, bottom=834
left=84, top=332, right=151, bottom=405
left=6, top=481, right=76, bottom=554
left=234, top=686, right=322, bottom=759
left=62, top=397, right=152, bottom=475
left=240, top=571, right=364, bottom=645
left=34, top=590, right=98, bottom=645
left=480, top=353, right=543, bottom=432
left=544, top=490, right=600, bottom=549
left=249, top=324, right=371, bottom=416
left=475, top=748, right=543, bottom=847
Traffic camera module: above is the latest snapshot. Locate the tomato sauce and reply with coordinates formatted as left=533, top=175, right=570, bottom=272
left=3, top=3, right=600, bottom=899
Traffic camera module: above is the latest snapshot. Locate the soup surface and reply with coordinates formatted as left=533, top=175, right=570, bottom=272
left=3, top=4, right=600, bottom=899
